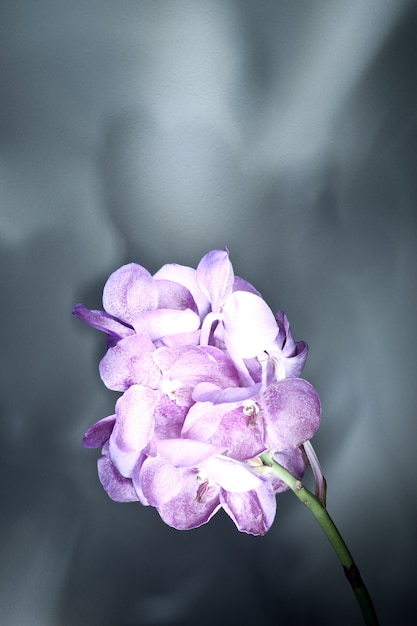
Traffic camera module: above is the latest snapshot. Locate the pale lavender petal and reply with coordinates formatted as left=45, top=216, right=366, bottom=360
left=196, top=249, right=234, bottom=312
left=222, top=291, right=278, bottom=358
left=72, top=304, right=134, bottom=339
left=138, top=455, right=183, bottom=506
left=220, top=478, right=276, bottom=536
left=83, top=415, right=116, bottom=448
left=157, top=469, right=221, bottom=530
left=102, top=263, right=158, bottom=325
left=97, top=454, right=138, bottom=502
left=99, top=334, right=160, bottom=391
left=153, top=263, right=210, bottom=318
left=154, top=279, right=198, bottom=314
left=109, top=385, right=158, bottom=477
left=203, top=456, right=263, bottom=492
left=258, top=378, right=321, bottom=452
left=133, top=308, right=200, bottom=340
left=155, top=438, right=226, bottom=468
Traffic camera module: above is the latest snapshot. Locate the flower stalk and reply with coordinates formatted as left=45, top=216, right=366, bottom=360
left=260, top=452, right=379, bottom=626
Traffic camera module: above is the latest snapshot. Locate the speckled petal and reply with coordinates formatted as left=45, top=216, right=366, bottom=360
left=99, top=334, right=160, bottom=391
left=220, top=478, right=276, bottom=536
left=103, top=263, right=158, bottom=325
left=157, top=469, right=221, bottom=531
left=258, top=378, right=321, bottom=452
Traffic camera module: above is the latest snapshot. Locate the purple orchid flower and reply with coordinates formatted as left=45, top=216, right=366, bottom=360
left=75, top=248, right=321, bottom=535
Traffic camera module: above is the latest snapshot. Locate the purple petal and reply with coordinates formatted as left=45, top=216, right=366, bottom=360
left=133, top=308, right=200, bottom=340
left=72, top=304, right=134, bottom=339
left=258, top=378, right=321, bottom=452
left=102, top=263, right=158, bottom=325
left=154, top=279, right=198, bottom=314
left=109, top=385, right=158, bottom=477
left=97, top=454, right=138, bottom=502
left=183, top=401, right=265, bottom=461
left=220, top=478, right=276, bottom=536
left=99, top=334, right=160, bottom=391
left=232, top=276, right=262, bottom=297
left=83, top=415, right=116, bottom=448
left=153, top=395, right=188, bottom=440
left=137, top=455, right=183, bottom=506
left=196, top=249, right=234, bottom=312
left=157, top=468, right=221, bottom=530
left=153, top=263, right=210, bottom=319
left=222, top=291, right=278, bottom=358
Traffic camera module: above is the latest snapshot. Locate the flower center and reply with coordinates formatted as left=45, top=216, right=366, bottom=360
left=160, top=377, right=183, bottom=400
left=243, top=399, right=260, bottom=426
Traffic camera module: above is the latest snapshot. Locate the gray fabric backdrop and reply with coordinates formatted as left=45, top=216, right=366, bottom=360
left=1, top=1, right=416, bottom=624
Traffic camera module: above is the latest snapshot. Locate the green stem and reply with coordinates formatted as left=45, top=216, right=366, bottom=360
left=260, top=452, right=379, bottom=626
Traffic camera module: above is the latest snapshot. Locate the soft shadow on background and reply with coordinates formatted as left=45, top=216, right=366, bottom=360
left=1, top=1, right=416, bottom=624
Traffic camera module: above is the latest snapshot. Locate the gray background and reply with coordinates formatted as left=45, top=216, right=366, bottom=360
left=1, top=1, right=416, bottom=624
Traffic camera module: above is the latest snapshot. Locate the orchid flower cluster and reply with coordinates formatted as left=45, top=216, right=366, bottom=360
left=73, top=249, right=322, bottom=536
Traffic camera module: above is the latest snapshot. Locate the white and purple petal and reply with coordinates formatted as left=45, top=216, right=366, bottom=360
left=222, top=291, right=278, bottom=358
left=196, top=248, right=234, bottom=312
left=220, top=477, right=276, bottom=536
left=97, top=454, right=138, bottom=503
